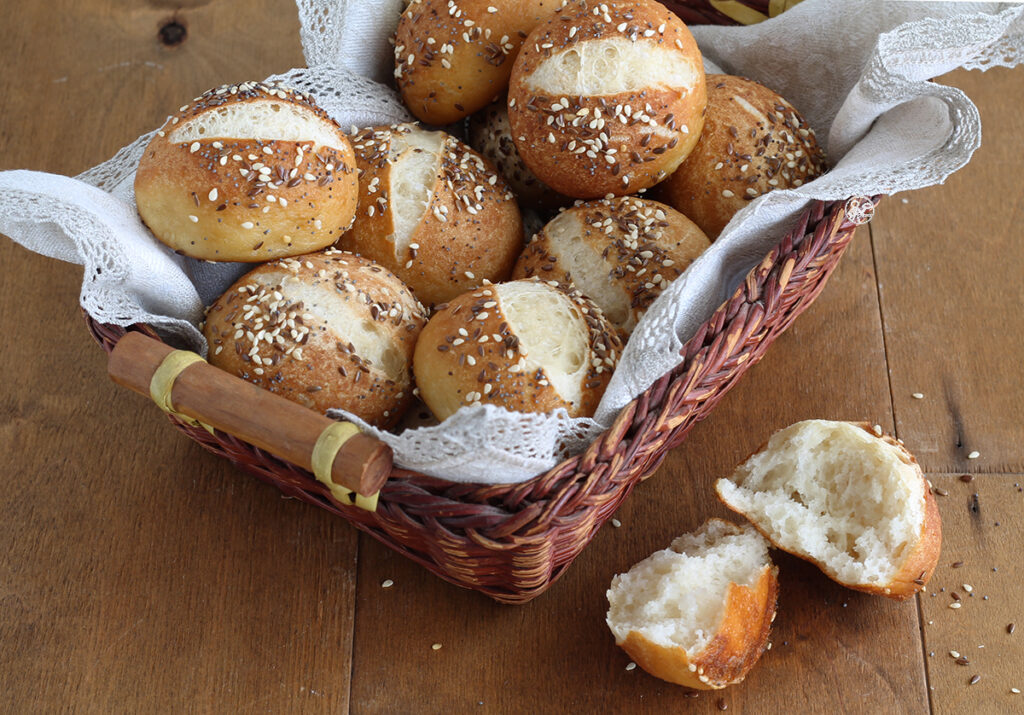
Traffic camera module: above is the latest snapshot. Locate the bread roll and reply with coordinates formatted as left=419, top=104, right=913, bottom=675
left=412, top=278, right=623, bottom=420
left=395, top=0, right=561, bottom=124
left=467, top=98, right=567, bottom=209
left=607, top=519, right=778, bottom=690
left=715, top=420, right=941, bottom=600
left=512, top=196, right=709, bottom=334
left=660, top=74, right=827, bottom=239
left=135, top=80, right=359, bottom=262
left=338, top=124, right=523, bottom=306
left=507, top=0, right=706, bottom=198
left=202, top=249, right=427, bottom=429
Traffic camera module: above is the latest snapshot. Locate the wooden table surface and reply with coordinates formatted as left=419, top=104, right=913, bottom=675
left=1, top=2, right=1022, bottom=713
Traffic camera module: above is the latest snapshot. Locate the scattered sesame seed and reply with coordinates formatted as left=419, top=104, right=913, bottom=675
left=188, top=215, right=198, bottom=223
left=625, top=662, right=636, bottom=671
left=967, top=451, right=980, bottom=459
left=611, top=518, right=621, bottom=528
left=950, top=602, right=962, bottom=609
left=381, top=579, right=394, bottom=588
left=431, top=643, right=442, bottom=651
left=912, top=392, right=924, bottom=399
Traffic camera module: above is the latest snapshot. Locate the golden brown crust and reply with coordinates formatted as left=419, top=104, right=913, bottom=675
left=717, top=421, right=941, bottom=601
left=338, top=125, right=523, bottom=306
left=618, top=562, right=779, bottom=690
left=202, top=250, right=427, bottom=428
left=395, top=0, right=562, bottom=124
left=512, top=196, right=709, bottom=334
left=659, top=74, right=827, bottom=239
left=135, top=81, right=358, bottom=262
left=412, top=278, right=623, bottom=420
left=507, top=0, right=706, bottom=198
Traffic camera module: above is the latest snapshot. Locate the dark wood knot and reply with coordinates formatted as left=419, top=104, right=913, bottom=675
left=158, top=19, right=187, bottom=47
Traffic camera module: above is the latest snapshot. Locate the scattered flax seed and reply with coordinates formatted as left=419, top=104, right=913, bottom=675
left=872, top=424, right=883, bottom=436
left=431, top=643, right=442, bottom=651
left=381, top=579, right=394, bottom=588
left=951, top=561, right=964, bottom=569
left=960, top=474, right=974, bottom=483
left=956, top=657, right=971, bottom=666
left=1008, top=623, right=1016, bottom=635
left=969, top=674, right=981, bottom=685
left=968, top=451, right=980, bottom=459
left=717, top=699, right=728, bottom=711
left=611, top=518, right=622, bottom=528
left=625, top=662, right=637, bottom=671
left=912, top=392, right=924, bottom=399
left=933, top=487, right=949, bottom=497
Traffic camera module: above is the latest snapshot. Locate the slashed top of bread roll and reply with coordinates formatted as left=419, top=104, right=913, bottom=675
left=135, top=80, right=358, bottom=262
left=339, top=124, right=523, bottom=306
left=660, top=74, right=827, bottom=239
left=203, top=249, right=427, bottom=428
left=513, top=196, right=709, bottom=334
left=507, top=0, right=706, bottom=198
left=394, top=0, right=563, bottom=124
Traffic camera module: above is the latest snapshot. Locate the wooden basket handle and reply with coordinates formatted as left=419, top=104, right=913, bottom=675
left=107, top=332, right=391, bottom=507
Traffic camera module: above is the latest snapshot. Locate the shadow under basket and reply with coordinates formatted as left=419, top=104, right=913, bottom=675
left=87, top=195, right=870, bottom=604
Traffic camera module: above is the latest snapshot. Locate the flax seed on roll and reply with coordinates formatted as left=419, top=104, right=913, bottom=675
left=413, top=278, right=623, bottom=421
left=513, top=196, right=709, bottom=335
left=507, top=0, right=706, bottom=199
left=202, top=249, right=427, bottom=429
left=135, top=80, right=359, bottom=262
left=337, top=123, right=523, bottom=306
left=467, top=98, right=567, bottom=209
left=394, top=0, right=561, bottom=125
left=659, top=74, right=827, bottom=239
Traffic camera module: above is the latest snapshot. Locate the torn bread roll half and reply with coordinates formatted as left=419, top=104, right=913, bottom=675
left=607, top=519, right=778, bottom=690
left=413, top=278, right=623, bottom=420
left=135, top=81, right=359, bottom=262
left=659, top=74, right=827, bottom=239
left=716, top=420, right=941, bottom=600
left=202, top=249, right=427, bottom=429
left=512, top=196, right=709, bottom=335
left=338, top=124, right=523, bottom=306
left=507, top=0, right=706, bottom=198
left=395, top=0, right=562, bottom=124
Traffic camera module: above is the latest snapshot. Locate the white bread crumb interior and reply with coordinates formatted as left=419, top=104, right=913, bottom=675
left=170, top=99, right=348, bottom=151
left=497, top=281, right=588, bottom=408
left=607, top=520, right=770, bottom=653
left=716, top=420, right=925, bottom=587
left=388, top=126, right=443, bottom=256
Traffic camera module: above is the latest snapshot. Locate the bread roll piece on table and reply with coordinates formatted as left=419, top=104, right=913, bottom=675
left=203, top=249, right=427, bottom=429
left=716, top=420, right=941, bottom=600
left=338, top=124, right=523, bottom=306
left=607, top=519, right=778, bottom=689
left=395, top=0, right=562, bottom=124
left=413, top=278, right=623, bottom=420
left=660, top=74, right=827, bottom=239
left=513, top=196, right=709, bottom=335
left=135, top=80, right=359, bottom=262
left=508, top=0, right=706, bottom=198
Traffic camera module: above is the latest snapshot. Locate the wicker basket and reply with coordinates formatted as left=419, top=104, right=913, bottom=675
left=85, top=2, right=867, bottom=604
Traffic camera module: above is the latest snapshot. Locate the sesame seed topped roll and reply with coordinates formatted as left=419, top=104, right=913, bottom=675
left=394, top=0, right=562, bottom=125
left=413, top=278, right=623, bottom=421
left=338, top=124, right=523, bottom=306
left=660, top=75, right=828, bottom=239
left=202, top=249, right=427, bottom=429
left=507, top=0, right=706, bottom=199
left=135, top=81, right=359, bottom=262
left=513, top=197, right=709, bottom=335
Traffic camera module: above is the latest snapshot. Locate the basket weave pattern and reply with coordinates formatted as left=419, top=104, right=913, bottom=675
left=88, top=197, right=865, bottom=604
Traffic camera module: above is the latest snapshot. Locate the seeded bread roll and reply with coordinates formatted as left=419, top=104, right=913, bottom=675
left=507, top=0, right=706, bottom=198
left=467, top=98, right=567, bottom=209
left=135, top=81, right=359, bottom=262
left=607, top=519, right=778, bottom=689
left=660, top=74, right=827, bottom=239
left=512, top=196, right=709, bottom=334
left=394, top=0, right=561, bottom=125
left=338, top=124, right=523, bottom=306
left=716, top=420, right=941, bottom=600
left=413, top=278, right=623, bottom=420
left=202, top=249, right=427, bottom=429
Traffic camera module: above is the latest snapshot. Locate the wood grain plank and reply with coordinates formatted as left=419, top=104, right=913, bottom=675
left=349, top=228, right=931, bottom=713
left=0, top=2, right=360, bottom=712
left=869, top=66, right=1024, bottom=474
left=918, top=474, right=1024, bottom=713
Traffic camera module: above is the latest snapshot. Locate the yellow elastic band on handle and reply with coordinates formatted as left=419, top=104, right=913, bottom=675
left=709, top=0, right=768, bottom=25
left=311, top=421, right=379, bottom=513
left=149, top=350, right=214, bottom=435
left=768, top=0, right=804, bottom=18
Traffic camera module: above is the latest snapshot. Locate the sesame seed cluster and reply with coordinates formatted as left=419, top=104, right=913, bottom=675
left=419, top=278, right=623, bottom=416
left=203, top=249, right=427, bottom=427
